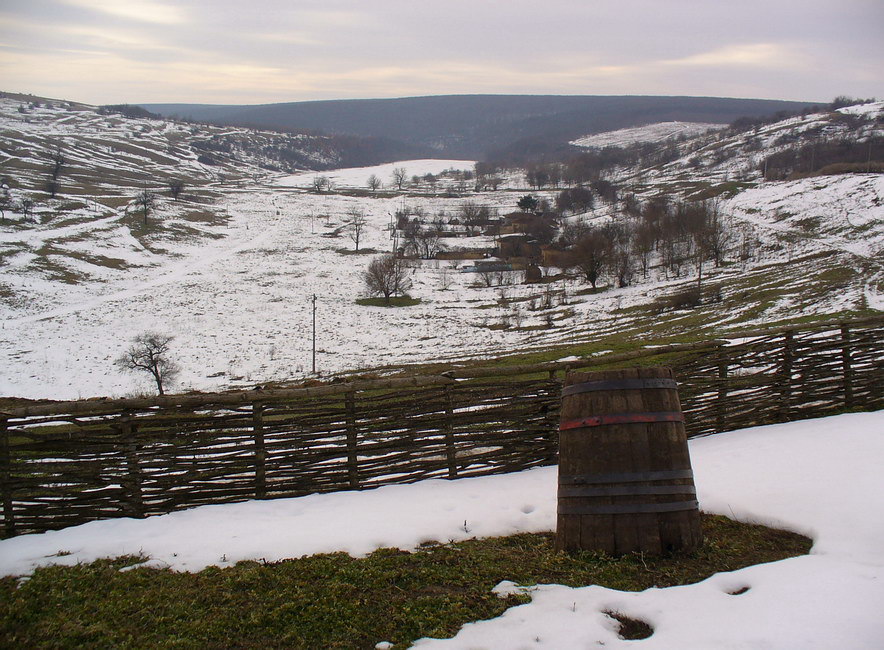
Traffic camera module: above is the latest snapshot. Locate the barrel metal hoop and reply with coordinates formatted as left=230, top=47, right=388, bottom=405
left=558, top=485, right=696, bottom=498
left=559, top=500, right=699, bottom=515
left=559, top=411, right=684, bottom=431
left=562, top=378, right=677, bottom=397
left=559, top=469, right=694, bottom=484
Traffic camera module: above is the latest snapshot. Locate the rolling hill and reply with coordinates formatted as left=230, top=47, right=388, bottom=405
left=0, top=92, right=880, bottom=401
left=142, top=95, right=818, bottom=160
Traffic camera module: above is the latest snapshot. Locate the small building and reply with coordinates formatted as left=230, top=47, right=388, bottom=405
left=498, top=234, right=541, bottom=260
left=524, top=263, right=543, bottom=283
left=541, top=245, right=572, bottom=268
left=460, top=259, right=513, bottom=273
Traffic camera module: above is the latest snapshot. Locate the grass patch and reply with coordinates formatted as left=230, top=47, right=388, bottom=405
left=356, top=296, right=422, bottom=308
left=0, top=514, right=810, bottom=648
left=336, top=247, right=379, bottom=256
left=686, top=181, right=755, bottom=201
left=604, top=610, right=654, bottom=640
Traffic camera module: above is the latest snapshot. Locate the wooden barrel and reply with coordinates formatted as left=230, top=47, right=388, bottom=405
left=556, top=367, right=702, bottom=555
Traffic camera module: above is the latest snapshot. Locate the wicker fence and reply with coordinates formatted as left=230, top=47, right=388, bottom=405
left=2, top=316, right=882, bottom=537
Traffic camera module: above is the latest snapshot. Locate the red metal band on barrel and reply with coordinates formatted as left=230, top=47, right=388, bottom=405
left=559, top=411, right=685, bottom=431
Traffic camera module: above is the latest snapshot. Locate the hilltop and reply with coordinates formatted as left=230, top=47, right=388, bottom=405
left=0, top=94, right=880, bottom=400
left=142, top=95, right=816, bottom=160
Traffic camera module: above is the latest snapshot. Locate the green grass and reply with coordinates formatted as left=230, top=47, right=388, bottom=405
left=685, top=181, right=756, bottom=201
left=0, top=515, right=809, bottom=649
left=336, top=248, right=379, bottom=256
left=356, top=296, right=422, bottom=308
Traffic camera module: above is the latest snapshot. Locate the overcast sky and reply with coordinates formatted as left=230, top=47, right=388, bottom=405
left=1, top=0, right=881, bottom=106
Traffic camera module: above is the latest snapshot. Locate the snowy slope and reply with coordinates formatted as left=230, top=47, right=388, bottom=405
left=644, top=101, right=884, bottom=185
left=1, top=100, right=881, bottom=400
left=570, top=121, right=725, bottom=148
left=1, top=411, right=882, bottom=649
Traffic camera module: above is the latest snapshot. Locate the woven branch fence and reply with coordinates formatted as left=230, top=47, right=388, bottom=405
left=2, top=316, right=882, bottom=537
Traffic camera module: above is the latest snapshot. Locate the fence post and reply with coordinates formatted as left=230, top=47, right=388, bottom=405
left=1, top=417, right=14, bottom=537
left=443, top=385, right=458, bottom=479
left=547, top=368, right=563, bottom=462
left=841, top=324, right=854, bottom=409
left=345, top=392, right=359, bottom=489
left=779, top=330, right=795, bottom=421
left=120, top=412, right=144, bottom=518
left=253, top=402, right=266, bottom=499
left=716, top=346, right=729, bottom=433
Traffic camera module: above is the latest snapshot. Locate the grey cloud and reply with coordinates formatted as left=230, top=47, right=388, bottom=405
left=1, top=0, right=880, bottom=103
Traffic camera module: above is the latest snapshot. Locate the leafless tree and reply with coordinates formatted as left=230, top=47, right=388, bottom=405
left=633, top=221, right=656, bottom=279
left=168, top=178, right=185, bottom=201
left=45, top=146, right=66, bottom=198
left=363, top=254, right=412, bottom=305
left=348, top=208, right=367, bottom=251
left=115, top=332, right=179, bottom=396
left=366, top=174, right=382, bottom=192
left=391, top=167, right=407, bottom=191
left=19, top=197, right=36, bottom=222
left=459, top=201, right=491, bottom=235
left=408, top=226, right=445, bottom=259
left=438, top=266, right=453, bottom=291
left=703, top=205, right=730, bottom=268
left=311, top=176, right=329, bottom=193
left=568, top=229, right=612, bottom=288
left=135, top=188, right=157, bottom=225
left=558, top=219, right=592, bottom=248
left=477, top=268, right=498, bottom=287
left=0, top=188, right=12, bottom=220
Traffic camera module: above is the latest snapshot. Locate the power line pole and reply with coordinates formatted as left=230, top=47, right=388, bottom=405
left=311, top=294, right=317, bottom=374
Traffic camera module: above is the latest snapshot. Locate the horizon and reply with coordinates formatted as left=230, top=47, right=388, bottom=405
left=1, top=1, right=881, bottom=106
left=3, top=89, right=830, bottom=110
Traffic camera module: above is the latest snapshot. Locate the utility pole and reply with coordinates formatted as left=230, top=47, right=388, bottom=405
left=311, top=294, right=317, bottom=374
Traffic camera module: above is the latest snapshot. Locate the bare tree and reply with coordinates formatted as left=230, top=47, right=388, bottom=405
left=459, top=201, right=491, bottom=235
left=0, top=188, right=12, bottom=220
left=633, top=221, right=656, bottom=279
left=168, top=178, right=185, bottom=201
left=366, top=174, right=382, bottom=192
left=568, top=229, right=612, bottom=288
left=348, top=208, right=367, bottom=251
left=311, top=176, right=329, bottom=193
left=19, top=197, right=36, bottom=223
left=559, top=219, right=592, bottom=248
left=45, top=146, right=66, bottom=198
left=438, top=265, right=453, bottom=291
left=391, top=167, right=407, bottom=191
left=115, top=332, right=179, bottom=396
left=403, top=221, right=445, bottom=259
left=135, top=188, right=157, bottom=225
left=363, top=254, right=412, bottom=305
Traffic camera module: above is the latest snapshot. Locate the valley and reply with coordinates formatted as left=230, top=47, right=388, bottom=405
left=1, top=95, right=881, bottom=400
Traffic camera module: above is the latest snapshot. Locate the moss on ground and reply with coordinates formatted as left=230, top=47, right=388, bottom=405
left=0, top=514, right=811, bottom=649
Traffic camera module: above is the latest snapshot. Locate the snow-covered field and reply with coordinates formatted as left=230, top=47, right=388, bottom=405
left=1, top=100, right=881, bottom=401
left=571, top=121, right=725, bottom=148
left=3, top=160, right=880, bottom=401
left=2, top=411, right=882, bottom=649
left=275, top=159, right=477, bottom=190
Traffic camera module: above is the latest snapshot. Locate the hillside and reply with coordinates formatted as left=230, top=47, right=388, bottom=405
left=142, top=95, right=816, bottom=160
left=0, top=96, right=881, bottom=400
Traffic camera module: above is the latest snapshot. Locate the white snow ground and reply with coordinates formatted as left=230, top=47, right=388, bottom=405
left=571, top=122, right=725, bottom=148
left=2, top=101, right=881, bottom=400
left=274, top=159, right=477, bottom=190
left=1, top=411, right=882, bottom=649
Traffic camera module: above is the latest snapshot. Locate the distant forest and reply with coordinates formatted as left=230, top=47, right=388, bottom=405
left=142, top=95, right=817, bottom=164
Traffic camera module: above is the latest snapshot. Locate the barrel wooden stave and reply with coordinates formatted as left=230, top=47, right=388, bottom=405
left=556, top=367, right=702, bottom=555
